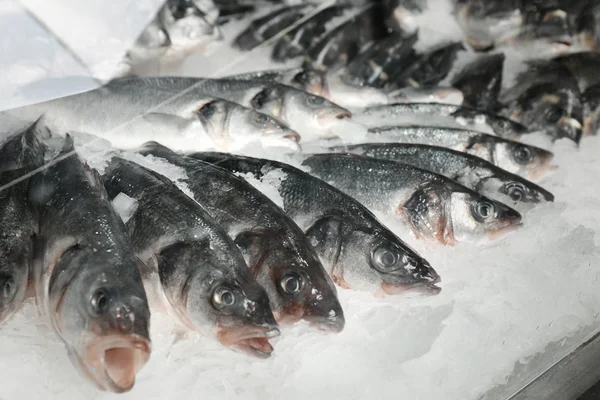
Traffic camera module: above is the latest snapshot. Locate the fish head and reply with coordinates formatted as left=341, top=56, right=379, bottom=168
left=251, top=85, right=351, bottom=138
left=475, top=176, right=554, bottom=211
left=493, top=141, right=556, bottom=180
left=51, top=248, right=151, bottom=393
left=291, top=69, right=329, bottom=98
left=513, top=83, right=583, bottom=144
left=577, top=2, right=600, bottom=51
left=157, top=241, right=279, bottom=358
left=488, top=115, right=530, bottom=138
left=0, top=251, right=30, bottom=324
left=236, top=230, right=344, bottom=333
left=196, top=100, right=301, bottom=150
left=306, top=215, right=440, bottom=296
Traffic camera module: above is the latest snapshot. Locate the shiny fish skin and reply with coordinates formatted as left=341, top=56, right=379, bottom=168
left=366, top=125, right=555, bottom=180
left=302, top=153, right=522, bottom=245
left=190, top=152, right=441, bottom=296
left=337, top=143, right=554, bottom=212
left=358, top=102, right=530, bottom=138
left=102, top=158, right=279, bottom=358
left=29, top=135, right=151, bottom=393
left=0, top=121, right=46, bottom=325
left=137, top=142, right=344, bottom=332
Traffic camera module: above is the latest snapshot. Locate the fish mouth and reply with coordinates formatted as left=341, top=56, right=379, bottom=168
left=379, top=281, right=442, bottom=296
left=308, top=317, right=345, bottom=333
left=216, top=325, right=280, bottom=359
left=488, top=220, right=522, bottom=241
left=83, top=334, right=151, bottom=393
left=558, top=116, right=583, bottom=144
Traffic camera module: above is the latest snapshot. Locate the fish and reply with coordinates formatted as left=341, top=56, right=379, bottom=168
left=137, top=142, right=344, bottom=332
left=303, top=4, right=389, bottom=72
left=234, top=5, right=309, bottom=51
left=102, top=157, right=279, bottom=357
left=498, top=59, right=583, bottom=144
left=366, top=125, right=555, bottom=180
left=451, top=53, right=505, bottom=111
left=357, top=102, right=530, bottom=139
left=383, top=0, right=427, bottom=35
left=271, top=5, right=347, bottom=62
left=224, top=68, right=390, bottom=108
left=301, top=153, right=522, bottom=245
left=189, top=152, right=441, bottom=296
left=387, top=86, right=465, bottom=105
left=29, top=135, right=151, bottom=393
left=405, top=42, right=465, bottom=88
left=1, top=77, right=301, bottom=152
left=0, top=121, right=46, bottom=325
left=582, top=84, right=600, bottom=135
left=336, top=143, right=554, bottom=211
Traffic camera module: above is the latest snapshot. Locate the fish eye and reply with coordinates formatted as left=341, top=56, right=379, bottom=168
left=307, top=96, right=325, bottom=106
left=545, top=106, right=564, bottom=123
left=472, top=201, right=496, bottom=222
left=280, top=271, right=303, bottom=295
left=212, top=286, right=236, bottom=309
left=371, top=244, right=402, bottom=272
left=254, top=113, right=269, bottom=124
left=512, top=145, right=533, bottom=165
left=505, top=183, right=525, bottom=202
left=1, top=278, right=15, bottom=302
left=90, top=288, right=110, bottom=316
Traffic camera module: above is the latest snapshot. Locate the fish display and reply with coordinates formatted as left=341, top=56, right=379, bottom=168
left=102, top=157, right=280, bottom=357
left=189, top=152, right=441, bottom=295
left=29, top=135, right=152, bottom=392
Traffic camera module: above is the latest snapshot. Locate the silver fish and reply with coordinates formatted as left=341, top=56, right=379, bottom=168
left=102, top=157, right=279, bottom=357
left=29, top=135, right=151, bottom=393
left=189, top=152, right=441, bottom=296
left=302, top=153, right=522, bottom=245
left=367, top=125, right=555, bottom=180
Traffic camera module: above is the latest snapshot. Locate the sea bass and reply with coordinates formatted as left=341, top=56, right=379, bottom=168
left=190, top=152, right=441, bottom=296
left=102, top=158, right=279, bottom=357
left=137, top=142, right=344, bottom=331
left=29, top=135, right=151, bottom=392
left=302, top=153, right=522, bottom=245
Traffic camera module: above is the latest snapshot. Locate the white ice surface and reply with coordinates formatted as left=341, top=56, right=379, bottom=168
left=1, top=1, right=600, bottom=400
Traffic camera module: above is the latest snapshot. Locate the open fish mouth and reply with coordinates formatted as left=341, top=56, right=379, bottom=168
left=83, top=334, right=151, bottom=393
left=217, top=325, right=280, bottom=359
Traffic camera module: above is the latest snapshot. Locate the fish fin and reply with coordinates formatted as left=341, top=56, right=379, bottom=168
left=234, top=230, right=270, bottom=279
left=83, top=164, right=110, bottom=201
left=305, top=216, right=343, bottom=271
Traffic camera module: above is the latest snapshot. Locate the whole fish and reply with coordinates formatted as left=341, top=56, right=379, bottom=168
left=451, top=53, right=505, bottom=111
left=234, top=5, right=309, bottom=50
left=1, top=77, right=300, bottom=152
left=336, top=143, right=554, bottom=211
left=272, top=5, right=347, bottom=62
left=102, top=158, right=279, bottom=357
left=357, top=102, right=530, bottom=139
left=29, top=135, right=151, bottom=393
left=302, top=153, right=522, bottom=245
left=224, top=68, right=390, bottom=108
left=0, top=121, right=46, bottom=325
left=303, top=4, right=389, bottom=72
left=367, top=125, right=555, bottom=180
left=137, top=142, right=344, bottom=332
left=189, top=152, right=441, bottom=296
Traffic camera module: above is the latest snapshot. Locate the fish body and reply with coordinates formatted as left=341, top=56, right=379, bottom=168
left=358, top=102, right=530, bottom=138
left=189, top=152, right=441, bottom=296
left=1, top=77, right=300, bottom=152
left=102, top=158, right=279, bottom=357
left=29, top=135, right=151, bottom=393
left=0, top=121, right=46, bottom=324
left=302, top=153, right=522, bottom=245
left=137, top=142, right=344, bottom=331
left=337, top=143, right=554, bottom=211
left=367, top=125, right=555, bottom=180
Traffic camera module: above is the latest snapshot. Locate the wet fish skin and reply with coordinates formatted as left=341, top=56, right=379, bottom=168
left=358, top=102, right=530, bottom=138
left=302, top=153, right=522, bottom=245
left=137, top=142, right=344, bottom=332
left=0, top=121, right=46, bottom=325
left=451, top=53, right=505, bottom=111
left=407, top=42, right=465, bottom=88
left=102, top=157, right=279, bottom=357
left=29, top=135, right=151, bottom=393
left=336, top=143, right=554, bottom=212
left=190, top=152, right=441, bottom=296
left=367, top=125, right=555, bottom=180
